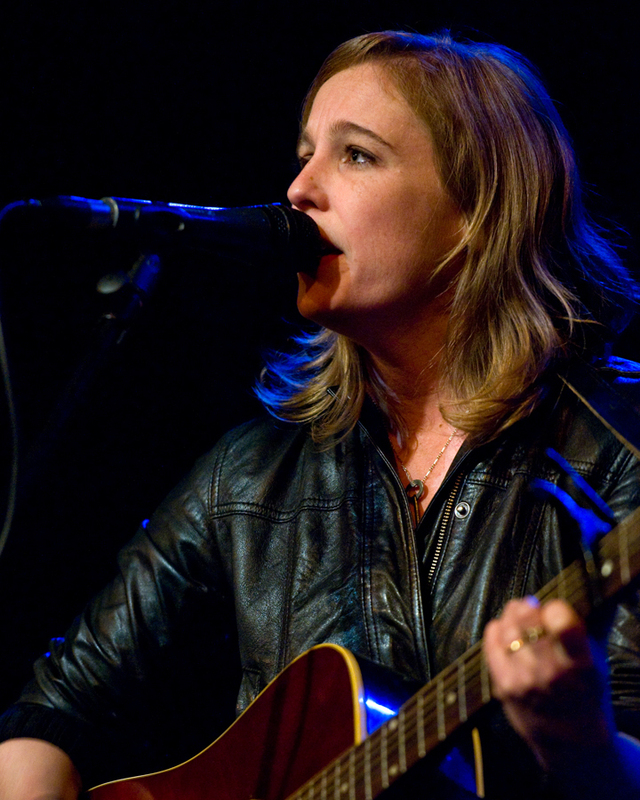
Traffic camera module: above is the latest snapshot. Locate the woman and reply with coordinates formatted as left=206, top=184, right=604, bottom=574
left=1, top=31, right=640, bottom=799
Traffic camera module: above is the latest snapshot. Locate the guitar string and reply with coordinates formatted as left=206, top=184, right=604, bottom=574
left=293, top=643, right=488, bottom=800
left=290, top=523, right=638, bottom=800
left=311, top=583, right=586, bottom=799
left=306, top=595, right=577, bottom=797
left=387, top=517, right=640, bottom=780
left=293, top=569, right=595, bottom=800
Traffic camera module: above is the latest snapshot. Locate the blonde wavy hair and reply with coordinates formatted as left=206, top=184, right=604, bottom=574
left=257, top=31, right=636, bottom=444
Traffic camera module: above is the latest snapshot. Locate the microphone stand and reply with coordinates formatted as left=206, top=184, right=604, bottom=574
left=18, top=252, right=162, bottom=502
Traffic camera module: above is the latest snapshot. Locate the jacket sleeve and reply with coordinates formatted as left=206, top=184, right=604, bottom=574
left=605, top=442, right=640, bottom=737
left=597, top=367, right=640, bottom=740
left=0, top=441, right=242, bottom=788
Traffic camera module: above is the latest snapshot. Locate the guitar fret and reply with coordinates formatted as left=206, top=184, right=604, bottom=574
left=349, top=748, right=355, bottom=800
left=364, top=737, right=372, bottom=800
left=321, top=769, right=327, bottom=800
left=458, top=659, right=467, bottom=722
left=334, top=758, right=341, bottom=800
left=398, top=709, right=407, bottom=773
left=480, top=651, right=491, bottom=704
left=557, top=566, right=568, bottom=601
left=436, top=676, right=445, bottom=741
left=417, top=693, right=426, bottom=757
left=381, top=718, right=389, bottom=789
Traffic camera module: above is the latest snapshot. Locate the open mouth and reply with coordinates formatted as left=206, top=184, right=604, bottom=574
left=320, top=239, right=342, bottom=256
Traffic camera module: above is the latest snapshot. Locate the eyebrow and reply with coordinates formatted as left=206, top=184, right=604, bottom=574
left=297, top=120, right=395, bottom=153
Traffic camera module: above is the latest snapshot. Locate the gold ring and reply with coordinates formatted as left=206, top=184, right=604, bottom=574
left=507, top=625, right=546, bottom=654
left=525, top=625, right=545, bottom=643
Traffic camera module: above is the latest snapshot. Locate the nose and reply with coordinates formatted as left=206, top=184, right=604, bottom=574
left=287, top=158, right=328, bottom=211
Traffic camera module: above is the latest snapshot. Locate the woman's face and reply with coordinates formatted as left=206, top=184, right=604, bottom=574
left=287, top=62, right=464, bottom=344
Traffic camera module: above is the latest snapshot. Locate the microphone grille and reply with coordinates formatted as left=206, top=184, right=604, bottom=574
left=264, top=205, right=322, bottom=276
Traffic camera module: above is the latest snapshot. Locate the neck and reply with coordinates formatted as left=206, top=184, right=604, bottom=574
left=363, top=315, right=464, bottom=520
left=366, top=312, right=450, bottom=447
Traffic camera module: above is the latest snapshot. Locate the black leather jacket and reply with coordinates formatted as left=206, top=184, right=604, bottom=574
left=2, top=359, right=640, bottom=796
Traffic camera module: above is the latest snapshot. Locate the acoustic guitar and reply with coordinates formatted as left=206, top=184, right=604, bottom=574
left=88, top=502, right=640, bottom=800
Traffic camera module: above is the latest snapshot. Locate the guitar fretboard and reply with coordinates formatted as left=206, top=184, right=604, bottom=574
left=288, top=503, right=640, bottom=800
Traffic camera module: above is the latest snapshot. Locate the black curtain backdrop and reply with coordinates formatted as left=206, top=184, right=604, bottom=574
left=0, top=0, right=638, bottom=711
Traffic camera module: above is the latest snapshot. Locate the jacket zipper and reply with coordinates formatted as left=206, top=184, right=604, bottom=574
left=357, top=413, right=472, bottom=680
left=425, top=472, right=464, bottom=588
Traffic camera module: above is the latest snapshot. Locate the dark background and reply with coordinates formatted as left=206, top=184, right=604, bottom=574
left=0, top=0, right=638, bottom=710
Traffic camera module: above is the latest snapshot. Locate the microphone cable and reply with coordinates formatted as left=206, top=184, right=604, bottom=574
left=0, top=202, right=25, bottom=563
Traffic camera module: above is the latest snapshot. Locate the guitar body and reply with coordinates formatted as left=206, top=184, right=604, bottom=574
left=89, top=645, right=366, bottom=800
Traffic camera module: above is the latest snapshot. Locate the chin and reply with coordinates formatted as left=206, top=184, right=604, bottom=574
left=296, top=269, right=340, bottom=326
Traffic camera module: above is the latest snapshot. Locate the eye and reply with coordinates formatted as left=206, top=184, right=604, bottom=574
left=345, top=146, right=374, bottom=166
left=296, top=151, right=313, bottom=170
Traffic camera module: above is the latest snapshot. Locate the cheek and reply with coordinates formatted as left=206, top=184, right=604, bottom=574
left=345, top=201, right=408, bottom=263
left=357, top=184, right=427, bottom=240
left=405, top=195, right=464, bottom=265
left=357, top=203, right=432, bottom=270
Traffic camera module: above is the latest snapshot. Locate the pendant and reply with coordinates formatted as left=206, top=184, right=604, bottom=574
left=406, top=478, right=425, bottom=501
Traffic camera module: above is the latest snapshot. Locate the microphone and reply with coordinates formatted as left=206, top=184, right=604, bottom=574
left=19, top=196, right=323, bottom=274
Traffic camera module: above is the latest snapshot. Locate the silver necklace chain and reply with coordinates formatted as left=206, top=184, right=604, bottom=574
left=391, top=428, right=458, bottom=502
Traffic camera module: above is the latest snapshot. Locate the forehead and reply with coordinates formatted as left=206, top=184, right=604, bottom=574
left=301, top=62, right=430, bottom=146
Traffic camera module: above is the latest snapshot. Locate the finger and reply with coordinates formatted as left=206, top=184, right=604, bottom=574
left=497, top=598, right=587, bottom=659
left=484, top=598, right=584, bottom=694
left=483, top=602, right=550, bottom=698
left=491, top=597, right=546, bottom=656
left=539, top=600, right=590, bottom=662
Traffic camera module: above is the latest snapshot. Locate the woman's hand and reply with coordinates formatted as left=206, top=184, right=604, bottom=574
left=484, top=597, right=640, bottom=798
left=484, top=597, right=610, bottom=765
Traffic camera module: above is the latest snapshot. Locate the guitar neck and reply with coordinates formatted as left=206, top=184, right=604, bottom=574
left=288, top=504, right=640, bottom=800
